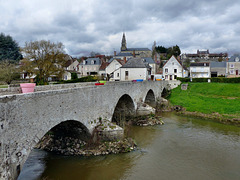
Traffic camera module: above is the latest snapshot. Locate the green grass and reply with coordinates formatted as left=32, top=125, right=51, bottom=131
left=0, top=85, right=8, bottom=88
left=168, top=83, right=240, bottom=115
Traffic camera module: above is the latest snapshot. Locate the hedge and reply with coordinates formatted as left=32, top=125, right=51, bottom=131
left=176, top=77, right=240, bottom=83
left=56, top=76, right=98, bottom=84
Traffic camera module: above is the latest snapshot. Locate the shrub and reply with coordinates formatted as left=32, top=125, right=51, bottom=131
left=177, top=77, right=240, bottom=83
left=56, top=75, right=97, bottom=84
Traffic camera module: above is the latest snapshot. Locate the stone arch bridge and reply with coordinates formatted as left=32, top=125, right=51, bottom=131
left=0, top=80, right=180, bottom=179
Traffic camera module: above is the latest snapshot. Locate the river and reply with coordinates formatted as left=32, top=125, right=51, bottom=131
left=18, top=113, right=240, bottom=180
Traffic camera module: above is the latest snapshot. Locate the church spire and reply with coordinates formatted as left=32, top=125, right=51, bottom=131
left=121, top=33, right=127, bottom=51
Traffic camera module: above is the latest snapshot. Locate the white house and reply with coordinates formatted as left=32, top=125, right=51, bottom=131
left=106, top=59, right=125, bottom=81
left=62, top=59, right=80, bottom=80
left=120, top=57, right=151, bottom=81
left=79, top=58, right=101, bottom=76
left=227, top=55, right=240, bottom=78
left=190, top=62, right=210, bottom=78
left=163, top=55, right=187, bottom=80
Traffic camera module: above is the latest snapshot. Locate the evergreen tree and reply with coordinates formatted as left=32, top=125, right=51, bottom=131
left=0, top=33, right=22, bottom=62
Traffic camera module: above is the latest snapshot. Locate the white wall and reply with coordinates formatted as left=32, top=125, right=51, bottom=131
left=79, top=64, right=100, bottom=76
left=120, top=68, right=148, bottom=81
left=106, top=59, right=122, bottom=81
left=190, top=66, right=210, bottom=78
left=163, top=56, right=183, bottom=80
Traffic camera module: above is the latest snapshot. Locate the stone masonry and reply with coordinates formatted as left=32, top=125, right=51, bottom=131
left=0, top=80, right=180, bottom=180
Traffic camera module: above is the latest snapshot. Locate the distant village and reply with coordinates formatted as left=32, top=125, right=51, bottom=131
left=20, top=33, right=240, bottom=82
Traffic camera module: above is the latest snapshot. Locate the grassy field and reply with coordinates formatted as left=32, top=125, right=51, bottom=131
left=0, top=85, right=8, bottom=88
left=168, top=83, right=240, bottom=116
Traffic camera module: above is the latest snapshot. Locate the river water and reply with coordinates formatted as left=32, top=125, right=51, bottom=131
left=18, top=113, right=240, bottom=180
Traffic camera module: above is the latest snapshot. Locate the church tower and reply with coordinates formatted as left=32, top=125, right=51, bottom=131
left=121, top=33, right=127, bottom=51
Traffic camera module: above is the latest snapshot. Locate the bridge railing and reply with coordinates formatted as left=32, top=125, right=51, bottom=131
left=0, top=80, right=173, bottom=96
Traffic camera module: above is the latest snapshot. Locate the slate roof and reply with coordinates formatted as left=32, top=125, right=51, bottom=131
left=228, top=55, right=240, bottom=62
left=80, top=58, right=101, bottom=65
left=142, top=57, right=155, bottom=64
left=124, top=48, right=151, bottom=51
left=116, top=52, right=133, bottom=56
left=210, top=62, right=226, bottom=68
left=121, top=57, right=150, bottom=68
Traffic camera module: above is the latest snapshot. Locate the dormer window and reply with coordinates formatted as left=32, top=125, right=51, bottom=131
left=235, top=57, right=239, bottom=62
left=91, top=60, right=96, bottom=64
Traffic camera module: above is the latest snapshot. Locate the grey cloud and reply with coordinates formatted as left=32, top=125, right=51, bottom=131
left=1, top=0, right=240, bottom=56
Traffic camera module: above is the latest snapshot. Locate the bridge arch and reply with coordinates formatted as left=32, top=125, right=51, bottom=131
left=18, top=120, right=91, bottom=178
left=144, top=89, right=156, bottom=107
left=161, top=87, right=169, bottom=98
left=42, top=120, right=91, bottom=141
left=112, top=94, right=135, bottom=127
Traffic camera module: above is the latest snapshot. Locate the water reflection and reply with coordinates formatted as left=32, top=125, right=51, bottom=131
left=18, top=113, right=240, bottom=180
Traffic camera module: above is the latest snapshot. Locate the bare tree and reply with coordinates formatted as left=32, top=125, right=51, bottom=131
left=21, top=40, right=67, bottom=84
left=0, top=60, right=19, bottom=84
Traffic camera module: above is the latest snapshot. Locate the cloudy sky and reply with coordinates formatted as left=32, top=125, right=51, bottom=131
left=1, top=0, right=240, bottom=57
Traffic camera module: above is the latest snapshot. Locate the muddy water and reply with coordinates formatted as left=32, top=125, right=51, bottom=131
left=18, top=113, right=240, bottom=180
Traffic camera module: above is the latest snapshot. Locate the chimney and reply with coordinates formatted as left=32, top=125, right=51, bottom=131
left=133, top=50, right=135, bottom=57
left=124, top=56, right=127, bottom=64
left=114, top=51, right=116, bottom=56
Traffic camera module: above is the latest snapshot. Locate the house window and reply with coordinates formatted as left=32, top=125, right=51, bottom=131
left=174, top=75, right=177, bottom=79
left=174, top=69, right=177, bottom=73
left=125, top=71, right=129, bottom=80
left=230, top=70, right=234, bottom=74
left=172, top=62, right=174, bottom=65
left=230, top=64, right=234, bottom=68
left=165, top=75, right=168, bottom=80
left=165, top=68, right=168, bottom=73
left=117, top=73, right=119, bottom=77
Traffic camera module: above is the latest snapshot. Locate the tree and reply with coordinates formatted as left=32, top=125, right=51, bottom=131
left=0, top=60, right=20, bottom=84
left=166, top=45, right=181, bottom=59
left=21, top=40, right=67, bottom=84
left=0, top=33, right=22, bottom=62
left=155, top=46, right=167, bottom=54
left=183, top=58, right=191, bottom=67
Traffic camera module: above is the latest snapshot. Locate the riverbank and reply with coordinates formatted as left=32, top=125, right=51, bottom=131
left=168, top=82, right=240, bottom=126
left=176, top=111, right=240, bottom=126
